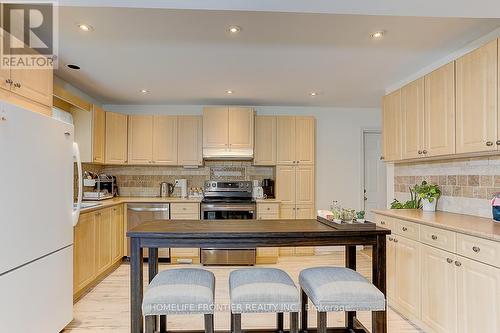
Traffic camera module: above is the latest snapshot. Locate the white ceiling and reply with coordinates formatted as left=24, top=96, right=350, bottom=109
left=55, top=7, right=500, bottom=107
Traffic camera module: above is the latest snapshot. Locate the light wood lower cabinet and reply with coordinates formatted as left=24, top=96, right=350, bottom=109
left=73, top=205, right=124, bottom=300
left=456, top=255, right=500, bottom=333
left=375, top=213, right=500, bottom=333
left=170, top=203, right=200, bottom=264
left=256, top=202, right=280, bottom=264
left=421, top=244, right=457, bottom=333
left=394, top=235, right=421, bottom=321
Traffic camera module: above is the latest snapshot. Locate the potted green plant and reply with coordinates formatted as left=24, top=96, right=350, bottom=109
left=390, top=184, right=422, bottom=209
left=414, top=181, right=441, bottom=212
left=356, top=210, right=366, bottom=223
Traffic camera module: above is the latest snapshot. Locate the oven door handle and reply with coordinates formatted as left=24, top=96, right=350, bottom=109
left=201, top=204, right=255, bottom=212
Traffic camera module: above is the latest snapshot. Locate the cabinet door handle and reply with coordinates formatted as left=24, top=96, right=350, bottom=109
left=496, top=140, right=500, bottom=146
left=393, top=238, right=398, bottom=243
left=13, top=82, right=21, bottom=88
left=418, top=150, right=422, bottom=155
left=486, top=141, right=494, bottom=146
left=380, top=221, right=386, bottom=225
left=380, top=156, right=385, bottom=160
left=446, top=258, right=453, bottom=264
left=5, top=79, right=12, bottom=85
left=472, top=246, right=480, bottom=253
left=422, top=150, right=428, bottom=154
left=431, top=235, right=438, bottom=240
left=454, top=261, right=462, bottom=267
left=402, top=227, right=408, bottom=231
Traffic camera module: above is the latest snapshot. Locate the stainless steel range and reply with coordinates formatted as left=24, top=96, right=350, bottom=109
left=201, top=181, right=256, bottom=265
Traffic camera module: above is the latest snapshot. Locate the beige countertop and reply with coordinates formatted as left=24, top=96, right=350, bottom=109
left=372, top=209, right=500, bottom=242
left=80, top=196, right=203, bottom=213
left=255, top=199, right=281, bottom=203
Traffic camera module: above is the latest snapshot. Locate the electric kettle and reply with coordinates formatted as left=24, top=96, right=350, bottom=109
left=160, top=182, right=175, bottom=197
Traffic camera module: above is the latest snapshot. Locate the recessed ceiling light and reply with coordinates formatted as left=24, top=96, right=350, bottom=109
left=67, top=64, right=80, bottom=70
left=228, top=26, right=241, bottom=34
left=310, top=92, right=318, bottom=96
left=77, top=24, right=94, bottom=32
left=226, top=90, right=234, bottom=94
left=140, top=89, right=149, bottom=94
left=370, top=30, right=385, bottom=39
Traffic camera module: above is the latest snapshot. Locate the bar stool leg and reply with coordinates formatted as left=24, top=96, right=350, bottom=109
left=145, top=315, right=156, bottom=333
left=300, top=289, right=308, bottom=332
left=290, top=312, right=299, bottom=333
left=277, top=312, right=284, bottom=332
left=160, top=315, right=166, bottom=333
left=230, top=312, right=234, bottom=332
left=204, top=314, right=214, bottom=333
left=232, top=313, right=242, bottom=333
left=317, top=312, right=327, bottom=333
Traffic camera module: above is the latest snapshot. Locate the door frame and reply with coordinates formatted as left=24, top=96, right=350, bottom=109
left=359, top=128, right=385, bottom=212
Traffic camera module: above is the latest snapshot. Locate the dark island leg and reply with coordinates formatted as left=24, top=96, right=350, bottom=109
left=372, top=235, right=387, bottom=333
left=345, top=245, right=356, bottom=329
left=131, top=237, right=144, bottom=333
left=145, top=248, right=158, bottom=332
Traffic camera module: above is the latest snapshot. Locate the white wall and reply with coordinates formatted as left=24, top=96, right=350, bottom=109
left=105, top=104, right=381, bottom=211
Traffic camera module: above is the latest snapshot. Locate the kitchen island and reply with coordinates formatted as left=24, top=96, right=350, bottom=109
left=127, top=219, right=391, bottom=333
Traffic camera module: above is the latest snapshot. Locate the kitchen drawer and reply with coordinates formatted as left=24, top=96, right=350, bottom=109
left=170, top=213, right=200, bottom=220
left=171, top=248, right=199, bottom=257
left=394, top=219, right=420, bottom=241
left=257, top=247, right=279, bottom=257
left=258, top=214, right=279, bottom=220
left=257, top=203, right=279, bottom=215
left=170, top=203, right=200, bottom=215
left=374, top=214, right=395, bottom=230
left=420, top=224, right=456, bottom=252
left=456, top=233, right=500, bottom=268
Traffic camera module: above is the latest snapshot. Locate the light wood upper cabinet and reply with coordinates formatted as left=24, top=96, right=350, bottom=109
left=92, top=106, right=106, bottom=164
left=295, top=117, right=315, bottom=164
left=10, top=67, right=53, bottom=107
left=401, top=78, right=424, bottom=159
left=153, top=115, right=178, bottom=165
left=128, top=115, right=153, bottom=164
left=382, top=90, right=402, bottom=161
left=277, top=116, right=296, bottom=164
left=228, top=107, right=254, bottom=150
left=456, top=40, right=498, bottom=154
left=254, top=116, right=277, bottom=165
left=105, top=112, right=128, bottom=164
left=457, top=255, right=500, bottom=333
left=276, top=165, right=296, bottom=205
left=203, top=107, right=229, bottom=148
left=424, top=62, right=456, bottom=157
left=421, top=244, right=458, bottom=333
left=178, top=116, right=202, bottom=166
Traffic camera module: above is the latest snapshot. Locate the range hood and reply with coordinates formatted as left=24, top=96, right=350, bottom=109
left=203, top=148, right=254, bottom=160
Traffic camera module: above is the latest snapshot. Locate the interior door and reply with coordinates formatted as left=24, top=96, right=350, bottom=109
left=363, top=132, right=386, bottom=220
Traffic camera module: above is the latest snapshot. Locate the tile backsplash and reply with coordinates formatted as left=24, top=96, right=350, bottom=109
left=394, top=156, right=500, bottom=218
left=100, top=161, right=274, bottom=197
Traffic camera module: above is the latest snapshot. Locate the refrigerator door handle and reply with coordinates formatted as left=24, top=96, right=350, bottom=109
left=72, top=142, right=82, bottom=226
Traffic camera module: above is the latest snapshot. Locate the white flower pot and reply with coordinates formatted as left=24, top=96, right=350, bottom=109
left=422, top=198, right=437, bottom=212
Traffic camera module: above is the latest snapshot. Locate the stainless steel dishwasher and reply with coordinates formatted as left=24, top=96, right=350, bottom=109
left=127, top=203, right=170, bottom=259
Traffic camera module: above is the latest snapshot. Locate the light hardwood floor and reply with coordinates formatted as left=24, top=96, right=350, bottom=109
left=65, top=251, right=424, bottom=332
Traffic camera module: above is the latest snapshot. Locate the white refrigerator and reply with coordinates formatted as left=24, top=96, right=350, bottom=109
left=0, top=102, right=82, bottom=332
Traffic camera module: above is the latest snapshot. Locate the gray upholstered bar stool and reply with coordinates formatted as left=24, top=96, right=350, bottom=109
left=229, top=268, right=300, bottom=333
left=299, top=267, right=385, bottom=333
left=142, top=268, right=215, bottom=333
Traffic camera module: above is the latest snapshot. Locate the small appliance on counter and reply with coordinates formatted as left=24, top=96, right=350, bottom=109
left=175, top=179, right=188, bottom=198
left=492, top=193, right=500, bottom=222
left=160, top=182, right=175, bottom=198
left=252, top=180, right=264, bottom=199
left=83, top=174, right=117, bottom=201
left=261, top=178, right=274, bottom=199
